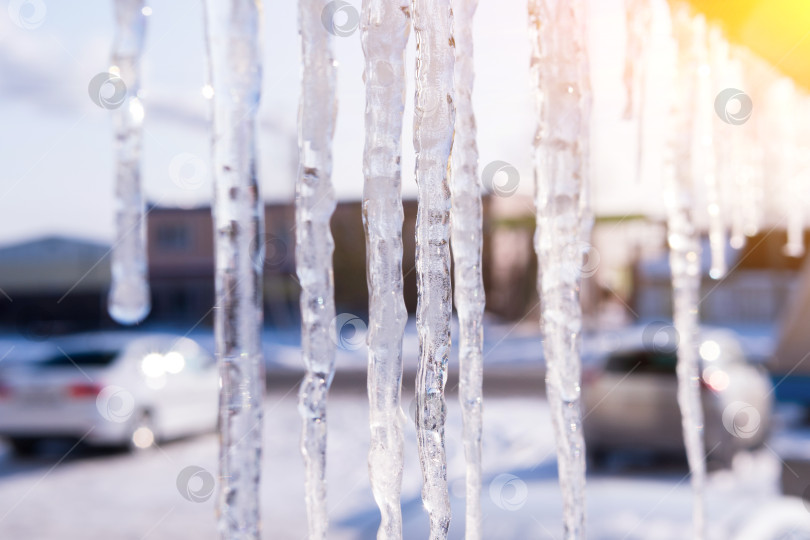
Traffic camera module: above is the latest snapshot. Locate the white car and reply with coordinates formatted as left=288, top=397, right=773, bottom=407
left=583, top=325, right=773, bottom=468
left=0, top=333, right=219, bottom=454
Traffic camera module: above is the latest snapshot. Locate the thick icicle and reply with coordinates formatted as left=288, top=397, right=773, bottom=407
left=201, top=0, right=265, bottom=538
left=297, top=0, right=338, bottom=538
left=360, top=1, right=410, bottom=538
left=724, top=55, right=748, bottom=250
left=699, top=25, right=726, bottom=279
left=108, top=0, right=150, bottom=325
left=665, top=6, right=707, bottom=539
left=450, top=0, right=485, bottom=538
left=411, top=0, right=455, bottom=536
left=623, top=0, right=652, bottom=184
left=771, top=80, right=803, bottom=258
left=528, top=0, right=591, bottom=538
left=738, top=49, right=769, bottom=240
left=623, top=0, right=652, bottom=121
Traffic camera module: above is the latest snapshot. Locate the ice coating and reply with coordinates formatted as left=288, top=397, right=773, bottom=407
left=736, top=49, right=771, bottom=243
left=698, top=24, right=726, bottom=279
left=411, top=0, right=455, bottom=536
left=359, top=0, right=410, bottom=538
left=623, top=0, right=652, bottom=120
left=623, top=0, right=652, bottom=184
left=723, top=54, right=748, bottom=250
left=665, top=6, right=707, bottom=539
left=528, top=0, right=591, bottom=537
left=296, top=0, right=338, bottom=538
left=201, top=0, right=265, bottom=537
left=108, top=0, right=150, bottom=325
left=449, top=0, right=485, bottom=537
left=770, top=80, right=803, bottom=258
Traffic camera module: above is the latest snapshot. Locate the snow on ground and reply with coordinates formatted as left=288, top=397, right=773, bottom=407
left=0, top=391, right=807, bottom=539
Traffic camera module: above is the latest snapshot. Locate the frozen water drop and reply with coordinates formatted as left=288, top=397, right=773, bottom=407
left=108, top=276, right=150, bottom=325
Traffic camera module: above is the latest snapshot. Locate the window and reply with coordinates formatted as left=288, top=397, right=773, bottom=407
left=156, top=224, right=191, bottom=251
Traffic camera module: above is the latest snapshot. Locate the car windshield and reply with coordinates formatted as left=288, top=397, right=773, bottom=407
left=605, top=350, right=678, bottom=375
left=37, top=350, right=119, bottom=368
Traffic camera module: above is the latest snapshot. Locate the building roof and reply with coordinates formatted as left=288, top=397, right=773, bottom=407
left=0, top=236, right=110, bottom=293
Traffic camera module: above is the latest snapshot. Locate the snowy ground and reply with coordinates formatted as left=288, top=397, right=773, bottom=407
left=0, top=390, right=808, bottom=539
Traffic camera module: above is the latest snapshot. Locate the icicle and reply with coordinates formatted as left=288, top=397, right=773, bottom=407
left=772, top=80, right=804, bottom=258
left=700, top=25, right=726, bottom=279
left=528, top=0, right=591, bottom=538
left=737, top=52, right=765, bottom=241
left=725, top=55, right=747, bottom=250
left=108, top=0, right=150, bottom=325
left=665, top=6, right=707, bottom=539
left=201, top=0, right=265, bottom=537
left=360, top=1, right=410, bottom=538
left=411, top=0, right=455, bottom=536
left=623, top=0, right=653, bottom=120
left=449, top=0, right=484, bottom=537
left=795, top=94, right=810, bottom=254
left=297, top=0, right=338, bottom=538
left=623, top=0, right=652, bottom=184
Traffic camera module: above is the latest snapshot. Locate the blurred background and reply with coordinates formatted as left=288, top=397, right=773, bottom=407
left=2, top=0, right=810, bottom=538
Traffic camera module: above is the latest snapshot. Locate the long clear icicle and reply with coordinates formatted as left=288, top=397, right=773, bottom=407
left=773, top=80, right=803, bottom=258
left=528, top=1, right=591, bottom=538
left=738, top=49, right=768, bottom=240
left=412, top=0, right=455, bottom=536
left=725, top=55, right=747, bottom=250
left=623, top=0, right=652, bottom=184
left=360, top=1, right=410, bottom=538
left=795, top=95, right=810, bottom=256
left=698, top=25, right=726, bottom=279
left=665, top=6, right=707, bottom=538
left=108, top=0, right=150, bottom=325
left=201, top=0, right=265, bottom=537
left=449, top=0, right=484, bottom=537
left=297, top=0, right=338, bottom=538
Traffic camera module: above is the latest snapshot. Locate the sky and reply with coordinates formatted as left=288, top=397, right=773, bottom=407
left=0, top=0, right=675, bottom=246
